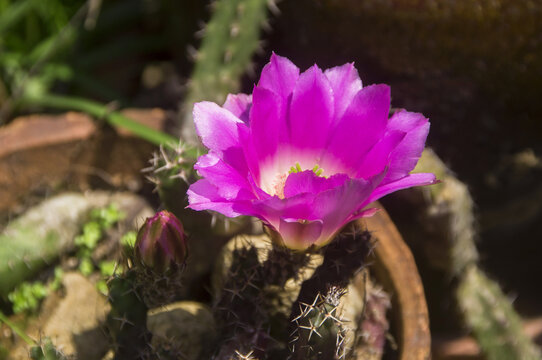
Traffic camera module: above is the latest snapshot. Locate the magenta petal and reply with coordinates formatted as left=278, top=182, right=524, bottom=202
left=283, top=170, right=348, bottom=198
left=252, top=193, right=316, bottom=226
left=368, top=173, right=437, bottom=203
left=324, top=62, right=362, bottom=121
left=383, top=110, right=430, bottom=182
left=223, top=94, right=252, bottom=123
left=193, top=101, right=251, bottom=175
left=193, top=101, right=245, bottom=152
left=311, top=178, right=376, bottom=245
left=249, top=86, right=287, bottom=164
left=278, top=218, right=323, bottom=249
left=356, top=130, right=406, bottom=179
left=258, top=53, right=300, bottom=97
left=194, top=153, right=254, bottom=200
left=187, top=179, right=247, bottom=217
left=289, top=65, right=334, bottom=151
left=322, top=84, right=391, bottom=175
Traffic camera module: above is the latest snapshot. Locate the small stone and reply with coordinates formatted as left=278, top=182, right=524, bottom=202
left=42, top=272, right=110, bottom=359
left=147, top=301, right=216, bottom=360
left=7, top=272, right=111, bottom=360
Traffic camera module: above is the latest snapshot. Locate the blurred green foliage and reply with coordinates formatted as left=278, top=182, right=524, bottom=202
left=8, top=281, right=48, bottom=314
left=120, top=230, right=137, bottom=250
left=8, top=266, right=63, bottom=314
left=0, top=0, right=84, bottom=106
left=75, top=203, right=124, bottom=277
left=0, top=0, right=208, bottom=122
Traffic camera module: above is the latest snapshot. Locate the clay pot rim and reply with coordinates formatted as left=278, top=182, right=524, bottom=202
left=360, top=204, right=431, bottom=360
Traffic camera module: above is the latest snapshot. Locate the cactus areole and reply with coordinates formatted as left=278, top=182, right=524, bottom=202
left=135, top=211, right=188, bottom=271
left=187, top=53, right=436, bottom=250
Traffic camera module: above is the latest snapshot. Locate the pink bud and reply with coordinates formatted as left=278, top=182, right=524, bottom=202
left=135, top=211, right=187, bottom=272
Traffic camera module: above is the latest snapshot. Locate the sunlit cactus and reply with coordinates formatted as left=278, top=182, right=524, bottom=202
left=181, top=0, right=272, bottom=143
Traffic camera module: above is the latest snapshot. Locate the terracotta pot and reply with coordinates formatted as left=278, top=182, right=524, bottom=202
left=0, top=110, right=172, bottom=216
left=360, top=204, right=431, bottom=360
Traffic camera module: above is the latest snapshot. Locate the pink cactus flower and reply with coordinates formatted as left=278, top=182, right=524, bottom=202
left=187, top=54, right=436, bottom=249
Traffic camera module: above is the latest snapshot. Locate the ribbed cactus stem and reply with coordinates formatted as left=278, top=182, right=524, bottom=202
left=181, top=0, right=269, bottom=143
left=288, top=226, right=373, bottom=359
left=290, top=292, right=348, bottom=360
left=106, top=271, right=152, bottom=359
left=457, top=265, right=542, bottom=360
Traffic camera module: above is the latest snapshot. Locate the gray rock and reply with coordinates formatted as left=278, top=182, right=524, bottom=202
left=147, top=301, right=216, bottom=360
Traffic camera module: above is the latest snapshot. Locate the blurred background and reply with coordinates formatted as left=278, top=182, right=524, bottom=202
left=1, top=0, right=541, bottom=359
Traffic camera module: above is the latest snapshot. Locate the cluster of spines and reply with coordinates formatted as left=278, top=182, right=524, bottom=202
left=289, top=290, right=349, bottom=360
left=133, top=261, right=185, bottom=309
left=285, top=225, right=373, bottom=359
left=143, top=144, right=213, bottom=233
left=29, top=338, right=67, bottom=360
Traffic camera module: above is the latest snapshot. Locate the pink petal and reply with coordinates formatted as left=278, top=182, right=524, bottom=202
left=194, top=153, right=254, bottom=200
left=283, top=170, right=348, bottom=198
left=193, top=101, right=250, bottom=175
left=383, top=110, right=430, bottom=183
left=324, top=62, right=362, bottom=121
left=250, top=192, right=317, bottom=229
left=356, top=130, right=406, bottom=179
left=249, top=86, right=288, bottom=165
left=289, top=65, right=334, bottom=152
left=278, top=218, right=323, bottom=249
left=187, top=179, right=248, bottom=217
left=368, top=173, right=437, bottom=203
left=223, top=94, right=252, bottom=123
left=321, top=84, right=391, bottom=175
left=193, top=101, right=245, bottom=152
left=310, top=178, right=376, bottom=245
left=258, top=53, right=300, bottom=97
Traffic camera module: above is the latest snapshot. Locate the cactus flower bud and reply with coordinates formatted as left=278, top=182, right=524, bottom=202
left=135, top=211, right=187, bottom=272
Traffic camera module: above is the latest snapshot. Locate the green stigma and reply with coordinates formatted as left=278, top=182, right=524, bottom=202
left=288, top=162, right=324, bottom=177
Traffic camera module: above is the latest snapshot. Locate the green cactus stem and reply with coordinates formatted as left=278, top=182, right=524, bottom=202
left=143, top=144, right=210, bottom=233
left=288, top=226, right=373, bottom=360
left=181, top=0, right=270, bottom=142
left=289, top=291, right=348, bottom=360
left=106, top=271, right=152, bottom=360
left=29, top=338, right=67, bottom=360
left=458, top=265, right=541, bottom=360
left=212, top=235, right=317, bottom=359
